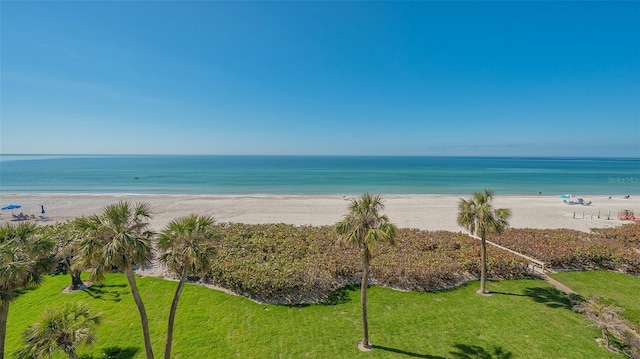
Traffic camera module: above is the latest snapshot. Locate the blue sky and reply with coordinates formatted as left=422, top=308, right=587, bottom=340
left=1, top=1, right=638, bottom=157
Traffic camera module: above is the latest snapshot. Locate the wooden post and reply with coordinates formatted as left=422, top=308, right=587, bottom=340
left=598, top=209, right=600, bottom=219
left=582, top=212, right=584, bottom=219
left=608, top=210, right=610, bottom=220
left=573, top=212, right=576, bottom=219
left=590, top=214, right=593, bottom=220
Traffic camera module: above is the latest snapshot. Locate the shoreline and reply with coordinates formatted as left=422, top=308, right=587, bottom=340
left=1, top=193, right=638, bottom=233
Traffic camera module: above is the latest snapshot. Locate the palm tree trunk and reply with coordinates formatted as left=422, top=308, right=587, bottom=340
left=125, top=266, right=155, bottom=359
left=361, top=247, right=370, bottom=349
left=0, top=300, right=9, bottom=359
left=165, top=266, right=188, bottom=359
left=67, top=351, right=79, bottom=359
left=63, top=257, right=84, bottom=290
left=71, top=270, right=84, bottom=290
left=480, top=237, right=487, bottom=294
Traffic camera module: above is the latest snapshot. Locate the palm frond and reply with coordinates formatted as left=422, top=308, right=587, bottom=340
left=16, top=301, right=101, bottom=359
left=75, top=201, right=155, bottom=278
left=335, top=193, right=397, bottom=251
left=457, top=189, right=511, bottom=237
left=0, top=223, right=54, bottom=301
left=157, top=214, right=217, bottom=277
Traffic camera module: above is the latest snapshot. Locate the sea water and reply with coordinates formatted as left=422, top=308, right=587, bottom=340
left=0, top=155, right=638, bottom=195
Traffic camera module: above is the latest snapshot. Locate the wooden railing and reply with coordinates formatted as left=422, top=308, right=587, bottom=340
left=469, top=234, right=546, bottom=274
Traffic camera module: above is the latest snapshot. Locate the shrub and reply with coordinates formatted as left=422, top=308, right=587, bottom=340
left=176, top=223, right=640, bottom=304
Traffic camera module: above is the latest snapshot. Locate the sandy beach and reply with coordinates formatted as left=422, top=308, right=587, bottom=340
left=1, top=193, right=638, bottom=233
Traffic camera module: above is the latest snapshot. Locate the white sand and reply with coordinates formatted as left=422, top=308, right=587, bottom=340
left=2, top=193, right=639, bottom=233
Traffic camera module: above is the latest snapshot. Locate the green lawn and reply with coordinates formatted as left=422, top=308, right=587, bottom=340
left=6, top=273, right=620, bottom=359
left=551, top=270, right=640, bottom=326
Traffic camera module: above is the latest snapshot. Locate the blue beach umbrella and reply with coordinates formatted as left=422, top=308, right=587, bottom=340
left=41, top=205, right=45, bottom=214
left=2, top=204, right=21, bottom=210
left=1, top=204, right=22, bottom=214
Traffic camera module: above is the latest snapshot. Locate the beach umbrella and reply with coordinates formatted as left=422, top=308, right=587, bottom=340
left=1, top=204, right=21, bottom=214
left=41, top=205, right=45, bottom=214
left=1, top=204, right=21, bottom=210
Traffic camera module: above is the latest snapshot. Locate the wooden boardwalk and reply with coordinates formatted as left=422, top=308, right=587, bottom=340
left=469, top=234, right=576, bottom=295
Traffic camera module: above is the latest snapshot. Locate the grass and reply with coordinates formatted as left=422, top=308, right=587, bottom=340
left=551, top=270, right=640, bottom=326
left=6, top=273, right=621, bottom=359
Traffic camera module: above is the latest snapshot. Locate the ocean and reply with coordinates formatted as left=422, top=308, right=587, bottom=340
left=0, top=155, right=638, bottom=196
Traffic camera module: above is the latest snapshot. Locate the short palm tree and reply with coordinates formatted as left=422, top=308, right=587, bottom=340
left=336, top=193, right=397, bottom=350
left=457, top=189, right=511, bottom=294
left=0, top=222, right=53, bottom=359
left=158, top=215, right=217, bottom=359
left=15, top=301, right=101, bottom=359
left=574, top=298, right=626, bottom=350
left=75, top=201, right=155, bottom=359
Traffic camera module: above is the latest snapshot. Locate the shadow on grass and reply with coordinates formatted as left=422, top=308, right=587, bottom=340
left=321, top=284, right=358, bottom=306
left=489, top=291, right=526, bottom=297
left=11, top=288, right=32, bottom=301
left=372, top=345, right=445, bottom=358
left=82, top=283, right=128, bottom=302
left=523, top=286, right=577, bottom=310
left=450, top=343, right=513, bottom=359
left=80, top=346, right=138, bottom=359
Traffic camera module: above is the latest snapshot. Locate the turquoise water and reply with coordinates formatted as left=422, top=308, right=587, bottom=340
left=0, top=155, right=638, bottom=195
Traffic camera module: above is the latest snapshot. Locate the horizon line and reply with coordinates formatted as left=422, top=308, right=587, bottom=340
left=1, top=153, right=639, bottom=159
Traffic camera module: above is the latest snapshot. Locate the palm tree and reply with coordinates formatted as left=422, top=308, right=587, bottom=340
left=44, top=222, right=85, bottom=290
left=76, top=201, right=155, bottom=359
left=158, top=215, right=217, bottom=359
left=457, top=189, right=511, bottom=294
left=0, top=223, right=54, bottom=359
left=15, top=301, right=101, bottom=359
left=574, top=298, right=626, bottom=350
left=336, top=193, right=397, bottom=350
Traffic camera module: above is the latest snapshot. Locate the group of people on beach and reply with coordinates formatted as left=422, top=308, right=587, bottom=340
left=2, top=212, right=49, bottom=222
left=12, top=212, right=37, bottom=221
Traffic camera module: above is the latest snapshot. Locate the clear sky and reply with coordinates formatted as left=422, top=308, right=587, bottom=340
left=1, top=1, right=639, bottom=157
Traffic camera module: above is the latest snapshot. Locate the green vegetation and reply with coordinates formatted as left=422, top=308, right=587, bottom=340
left=207, top=224, right=531, bottom=304
left=552, top=270, right=640, bottom=326
left=2, top=199, right=639, bottom=358
left=0, top=222, right=54, bottom=358
left=491, top=225, right=640, bottom=275
left=204, top=221, right=639, bottom=306
left=594, top=224, right=640, bottom=245
left=573, top=297, right=635, bottom=357
left=15, top=301, right=101, bottom=359
left=157, top=215, right=217, bottom=359
left=6, top=273, right=621, bottom=359
left=76, top=201, right=155, bottom=359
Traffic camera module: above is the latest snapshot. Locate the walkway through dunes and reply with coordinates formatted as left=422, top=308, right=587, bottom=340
left=470, top=234, right=577, bottom=295
left=541, top=274, right=576, bottom=295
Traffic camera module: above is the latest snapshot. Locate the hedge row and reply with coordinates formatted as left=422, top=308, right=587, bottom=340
left=204, top=224, right=530, bottom=304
